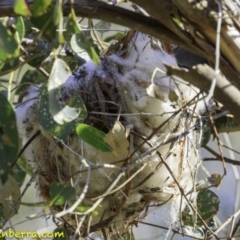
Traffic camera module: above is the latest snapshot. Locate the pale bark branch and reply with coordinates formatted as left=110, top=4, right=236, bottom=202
left=165, top=63, right=240, bottom=126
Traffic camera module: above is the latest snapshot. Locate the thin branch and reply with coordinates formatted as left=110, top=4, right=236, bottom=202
left=204, top=145, right=240, bottom=166
left=203, top=157, right=240, bottom=166
left=165, top=63, right=240, bottom=126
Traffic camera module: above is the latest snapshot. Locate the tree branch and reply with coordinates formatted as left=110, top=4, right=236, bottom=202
left=165, top=63, right=240, bottom=126
left=2, top=0, right=240, bottom=119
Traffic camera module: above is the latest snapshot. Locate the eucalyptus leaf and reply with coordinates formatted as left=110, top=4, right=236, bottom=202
left=71, top=33, right=100, bottom=65
left=0, top=94, right=18, bottom=183
left=30, top=4, right=58, bottom=43
left=0, top=175, right=21, bottom=225
left=17, top=157, right=33, bottom=177
left=49, top=182, right=76, bottom=206
left=16, top=70, right=43, bottom=95
left=37, top=84, right=86, bottom=142
left=64, top=9, right=80, bottom=44
left=104, top=32, right=125, bottom=42
left=48, top=58, right=86, bottom=124
left=76, top=124, right=113, bottom=152
left=11, top=163, right=26, bottom=188
left=182, top=189, right=220, bottom=227
left=14, top=0, right=31, bottom=17
left=30, top=0, right=51, bottom=17
left=0, top=21, right=19, bottom=70
left=0, top=58, right=21, bottom=76
left=15, top=17, right=25, bottom=42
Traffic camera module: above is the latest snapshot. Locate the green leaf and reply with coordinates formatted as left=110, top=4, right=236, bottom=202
left=104, top=32, right=125, bottom=42
left=14, top=0, right=31, bottom=16
left=11, top=163, right=26, bottom=188
left=0, top=21, right=19, bottom=70
left=182, top=189, right=220, bottom=227
left=30, top=1, right=65, bottom=44
left=70, top=33, right=100, bottom=64
left=53, top=0, right=62, bottom=26
left=49, top=182, right=76, bottom=206
left=16, top=70, right=43, bottom=95
left=200, top=125, right=211, bottom=147
left=47, top=58, right=87, bottom=124
left=15, top=17, right=25, bottom=42
left=17, top=157, right=33, bottom=177
left=197, top=218, right=218, bottom=235
left=0, top=94, right=19, bottom=183
left=0, top=175, right=21, bottom=224
left=0, top=58, right=21, bottom=76
left=214, top=114, right=238, bottom=130
left=25, top=39, right=51, bottom=67
left=37, top=85, right=86, bottom=142
left=30, top=0, right=51, bottom=17
left=53, top=0, right=64, bottom=44
left=75, top=204, right=99, bottom=216
left=30, top=4, right=57, bottom=43
left=76, top=124, right=113, bottom=152
left=64, top=9, right=80, bottom=42
left=0, top=204, right=5, bottom=228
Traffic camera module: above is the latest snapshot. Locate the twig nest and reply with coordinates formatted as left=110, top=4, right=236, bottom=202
left=16, top=32, right=206, bottom=238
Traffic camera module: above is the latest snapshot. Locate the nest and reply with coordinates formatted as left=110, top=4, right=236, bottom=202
left=16, top=32, right=206, bottom=239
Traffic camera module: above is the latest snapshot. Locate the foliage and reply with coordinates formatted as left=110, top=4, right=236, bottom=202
left=0, top=0, right=239, bottom=239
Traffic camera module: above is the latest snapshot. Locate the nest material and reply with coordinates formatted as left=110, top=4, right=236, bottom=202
left=16, top=32, right=206, bottom=238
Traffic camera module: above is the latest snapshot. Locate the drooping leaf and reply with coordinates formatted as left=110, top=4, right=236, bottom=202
left=47, top=58, right=87, bottom=124
left=16, top=70, right=43, bottom=95
left=70, top=34, right=91, bottom=62
left=14, top=0, right=31, bottom=16
left=11, top=163, right=26, bottom=188
left=200, top=125, right=211, bottom=147
left=53, top=0, right=64, bottom=44
left=0, top=94, right=19, bottom=183
left=0, top=21, right=19, bottom=70
left=0, top=204, right=5, bottom=228
left=76, top=124, right=113, bottom=152
left=49, top=182, right=76, bottom=206
left=37, top=84, right=86, bottom=142
left=30, top=0, right=51, bottom=17
left=214, top=114, right=238, bottom=131
left=64, top=9, right=80, bottom=42
left=182, top=189, right=220, bottom=227
left=15, top=17, right=25, bottom=42
left=53, top=0, right=62, bottom=26
left=0, top=59, right=21, bottom=76
left=30, top=4, right=57, bottom=43
left=71, top=33, right=100, bottom=65
left=26, top=41, right=51, bottom=68
left=16, top=157, right=33, bottom=177
left=104, top=32, right=125, bottom=42
left=0, top=175, right=21, bottom=225
left=197, top=218, right=218, bottom=236
left=30, top=0, right=65, bottom=45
